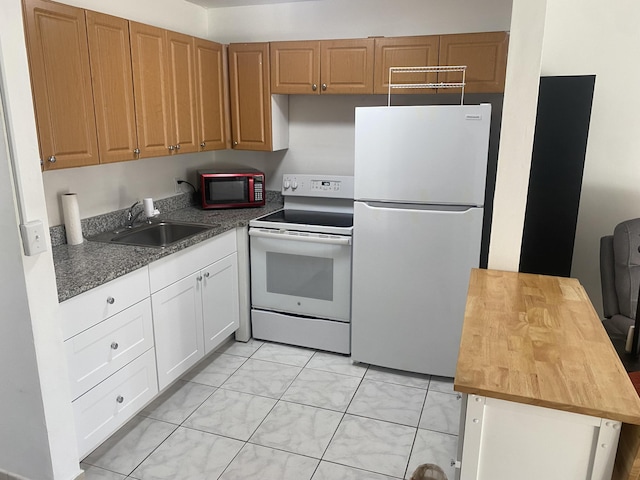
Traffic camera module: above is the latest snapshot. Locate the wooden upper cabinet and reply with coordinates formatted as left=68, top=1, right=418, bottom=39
left=85, top=11, right=138, bottom=164
left=270, top=40, right=320, bottom=94
left=129, top=22, right=173, bottom=158
left=438, top=32, right=509, bottom=94
left=270, top=38, right=374, bottom=95
left=166, top=31, right=198, bottom=155
left=22, top=0, right=99, bottom=170
left=373, top=36, right=440, bottom=94
left=228, top=43, right=272, bottom=151
left=194, top=39, right=229, bottom=151
left=320, top=38, right=375, bottom=94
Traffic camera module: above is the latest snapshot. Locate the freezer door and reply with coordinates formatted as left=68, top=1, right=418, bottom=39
left=351, top=201, right=483, bottom=377
left=354, top=105, right=491, bottom=206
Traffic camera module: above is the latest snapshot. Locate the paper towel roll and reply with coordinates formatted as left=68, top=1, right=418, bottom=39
left=62, top=193, right=83, bottom=245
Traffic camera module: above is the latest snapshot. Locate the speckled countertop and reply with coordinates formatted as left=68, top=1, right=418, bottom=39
left=53, top=197, right=283, bottom=303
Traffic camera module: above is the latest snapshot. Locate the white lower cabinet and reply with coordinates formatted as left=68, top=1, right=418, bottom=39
left=73, top=348, right=158, bottom=458
left=458, top=394, right=622, bottom=480
left=152, top=271, right=205, bottom=390
left=61, top=229, right=241, bottom=458
left=203, top=252, right=239, bottom=354
left=149, top=229, right=240, bottom=390
left=65, top=298, right=154, bottom=401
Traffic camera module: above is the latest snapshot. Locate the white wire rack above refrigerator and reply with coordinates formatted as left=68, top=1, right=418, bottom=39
left=387, top=65, right=467, bottom=106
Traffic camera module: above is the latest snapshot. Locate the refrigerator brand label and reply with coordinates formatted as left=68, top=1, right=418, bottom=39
left=465, top=114, right=482, bottom=120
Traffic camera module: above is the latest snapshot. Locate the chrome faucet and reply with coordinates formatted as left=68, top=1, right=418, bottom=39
left=126, top=201, right=143, bottom=228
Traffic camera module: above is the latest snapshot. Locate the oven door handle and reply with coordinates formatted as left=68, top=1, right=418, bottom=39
left=249, top=229, right=352, bottom=246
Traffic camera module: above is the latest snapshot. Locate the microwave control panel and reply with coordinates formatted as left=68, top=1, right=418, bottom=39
left=281, top=174, right=354, bottom=199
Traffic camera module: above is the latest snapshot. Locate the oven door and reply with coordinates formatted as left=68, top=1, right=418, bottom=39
left=249, top=228, right=352, bottom=322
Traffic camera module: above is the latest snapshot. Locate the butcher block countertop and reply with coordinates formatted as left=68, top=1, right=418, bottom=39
left=454, top=268, right=640, bottom=425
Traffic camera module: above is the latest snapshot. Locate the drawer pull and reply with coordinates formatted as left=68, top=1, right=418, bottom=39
left=111, top=342, right=119, bottom=350
left=116, top=395, right=124, bottom=404
left=107, top=296, right=115, bottom=305
left=204, top=272, right=210, bottom=278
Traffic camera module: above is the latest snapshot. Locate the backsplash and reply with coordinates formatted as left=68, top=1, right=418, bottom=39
left=50, top=191, right=282, bottom=247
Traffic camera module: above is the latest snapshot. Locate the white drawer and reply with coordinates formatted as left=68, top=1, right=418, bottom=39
left=65, top=298, right=154, bottom=400
left=60, top=267, right=150, bottom=340
left=73, top=348, right=158, bottom=459
left=149, top=229, right=236, bottom=293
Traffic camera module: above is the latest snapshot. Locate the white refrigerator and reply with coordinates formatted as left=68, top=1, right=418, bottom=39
left=351, top=104, right=491, bottom=378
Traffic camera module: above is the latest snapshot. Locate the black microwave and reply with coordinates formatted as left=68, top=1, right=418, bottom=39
left=198, top=168, right=265, bottom=209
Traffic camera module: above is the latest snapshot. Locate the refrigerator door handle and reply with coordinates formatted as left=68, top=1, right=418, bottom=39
left=361, top=201, right=481, bottom=212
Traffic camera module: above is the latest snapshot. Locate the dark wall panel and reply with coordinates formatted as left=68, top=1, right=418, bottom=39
left=519, top=75, right=595, bottom=277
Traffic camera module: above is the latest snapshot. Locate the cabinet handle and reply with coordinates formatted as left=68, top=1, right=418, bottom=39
left=197, top=275, right=203, bottom=282
left=111, top=342, right=119, bottom=350
left=312, top=84, right=317, bottom=91
left=168, top=145, right=175, bottom=151
left=233, top=141, right=238, bottom=146
left=133, top=148, right=140, bottom=155
left=322, top=83, right=327, bottom=91
left=107, top=296, right=115, bottom=305
left=48, top=155, right=57, bottom=163
left=116, top=395, right=124, bottom=404
left=200, top=142, right=206, bottom=148
left=204, top=272, right=210, bottom=278
left=175, top=144, right=181, bottom=150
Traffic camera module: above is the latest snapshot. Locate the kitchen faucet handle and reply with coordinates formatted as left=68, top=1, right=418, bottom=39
left=126, top=200, right=141, bottom=221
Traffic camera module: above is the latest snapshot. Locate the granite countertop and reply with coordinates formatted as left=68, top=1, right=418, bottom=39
left=53, top=198, right=283, bottom=303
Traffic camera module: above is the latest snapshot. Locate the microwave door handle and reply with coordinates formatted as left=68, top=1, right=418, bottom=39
left=248, top=177, right=254, bottom=203
left=248, top=229, right=352, bottom=246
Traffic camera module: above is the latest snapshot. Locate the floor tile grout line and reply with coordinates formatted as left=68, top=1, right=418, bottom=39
left=314, top=361, right=370, bottom=472
left=318, top=459, right=406, bottom=480
left=403, top=382, right=432, bottom=479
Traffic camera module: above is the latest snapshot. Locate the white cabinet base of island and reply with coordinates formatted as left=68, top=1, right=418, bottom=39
left=460, top=394, right=621, bottom=480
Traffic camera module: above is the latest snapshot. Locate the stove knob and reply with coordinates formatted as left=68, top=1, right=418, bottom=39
left=283, top=180, right=290, bottom=190
left=291, top=181, right=298, bottom=190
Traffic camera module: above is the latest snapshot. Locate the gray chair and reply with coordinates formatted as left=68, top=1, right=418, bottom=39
left=600, top=218, right=640, bottom=338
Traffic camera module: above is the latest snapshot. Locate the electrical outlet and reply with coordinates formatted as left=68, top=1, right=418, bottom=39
left=174, top=177, right=181, bottom=194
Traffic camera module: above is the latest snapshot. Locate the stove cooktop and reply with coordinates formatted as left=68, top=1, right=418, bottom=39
left=257, top=209, right=353, bottom=228
left=250, top=209, right=353, bottom=235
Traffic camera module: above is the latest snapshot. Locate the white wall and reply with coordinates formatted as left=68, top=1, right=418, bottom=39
left=207, top=0, right=512, bottom=42
left=0, top=60, right=61, bottom=480
left=0, top=0, right=81, bottom=478
left=487, top=0, right=547, bottom=269
left=539, top=0, right=640, bottom=316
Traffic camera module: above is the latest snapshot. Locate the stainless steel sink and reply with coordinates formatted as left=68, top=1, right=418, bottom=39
left=88, top=221, right=215, bottom=248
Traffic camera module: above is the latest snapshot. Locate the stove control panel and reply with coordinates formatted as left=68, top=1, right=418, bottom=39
left=281, top=174, right=354, bottom=199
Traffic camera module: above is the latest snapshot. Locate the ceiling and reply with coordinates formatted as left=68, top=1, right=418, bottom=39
left=185, top=0, right=319, bottom=8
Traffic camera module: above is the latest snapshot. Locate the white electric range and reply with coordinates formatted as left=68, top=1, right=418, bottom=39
left=248, top=174, right=354, bottom=354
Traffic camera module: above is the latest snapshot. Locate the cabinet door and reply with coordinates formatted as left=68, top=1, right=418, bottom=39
left=195, top=38, right=229, bottom=151
left=228, top=43, right=272, bottom=151
left=129, top=22, right=172, bottom=158
left=166, top=31, right=199, bottom=154
left=270, top=40, right=320, bottom=95
left=320, top=38, right=374, bottom=94
left=151, top=272, right=204, bottom=390
left=22, top=0, right=99, bottom=170
left=373, top=36, right=440, bottom=95
left=438, top=32, right=509, bottom=94
left=85, top=11, right=139, bottom=164
left=202, top=252, right=239, bottom=354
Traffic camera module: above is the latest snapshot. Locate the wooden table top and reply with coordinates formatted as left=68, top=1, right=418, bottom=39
left=454, top=268, right=640, bottom=425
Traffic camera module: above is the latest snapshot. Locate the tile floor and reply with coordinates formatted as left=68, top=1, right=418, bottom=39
left=80, top=339, right=462, bottom=480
